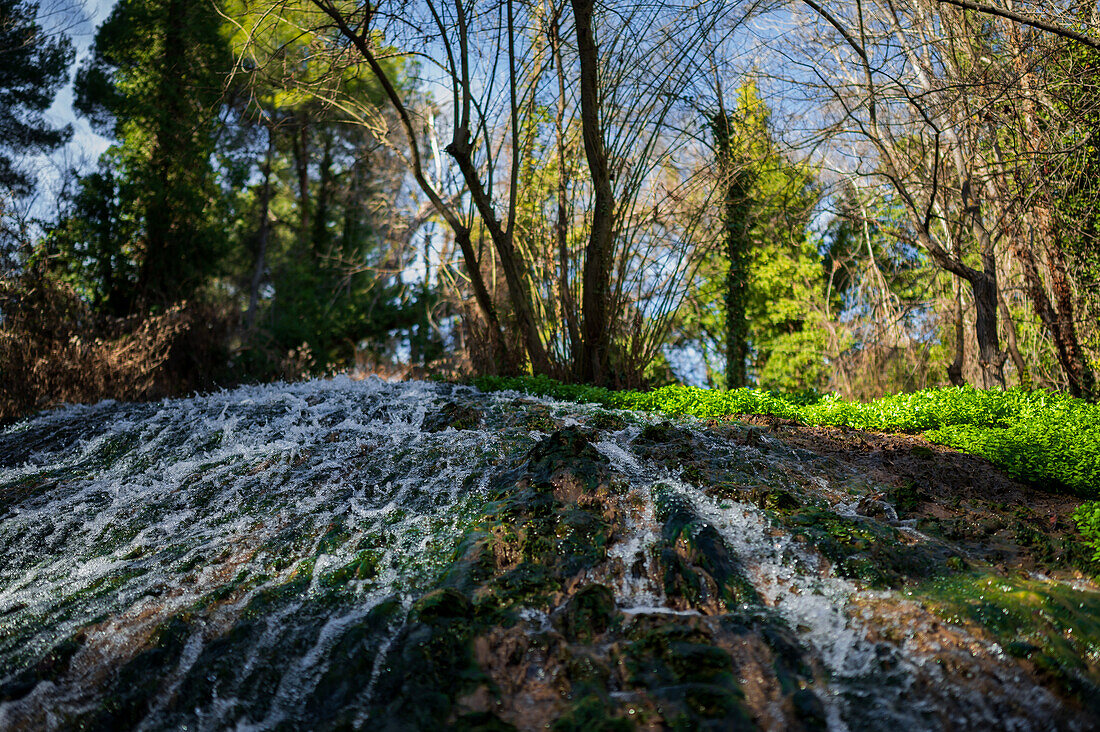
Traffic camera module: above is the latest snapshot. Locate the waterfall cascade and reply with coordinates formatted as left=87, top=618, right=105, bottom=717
left=1, top=377, right=1097, bottom=730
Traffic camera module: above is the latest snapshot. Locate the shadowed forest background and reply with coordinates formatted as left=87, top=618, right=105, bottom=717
left=3, top=0, right=1100, bottom=420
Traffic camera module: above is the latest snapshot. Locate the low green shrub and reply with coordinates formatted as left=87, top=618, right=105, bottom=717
left=1074, top=502, right=1100, bottom=563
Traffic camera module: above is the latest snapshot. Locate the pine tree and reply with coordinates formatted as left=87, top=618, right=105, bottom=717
left=0, top=0, right=73, bottom=195
left=72, top=0, right=229, bottom=309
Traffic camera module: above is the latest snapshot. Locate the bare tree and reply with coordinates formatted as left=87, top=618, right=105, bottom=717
left=234, top=0, right=761, bottom=384
left=782, top=0, right=1100, bottom=391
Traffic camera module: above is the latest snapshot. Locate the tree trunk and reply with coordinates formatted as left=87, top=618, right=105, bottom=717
left=291, top=114, right=311, bottom=245
left=572, top=0, right=615, bottom=385
left=1011, top=227, right=1095, bottom=398
left=713, top=109, right=752, bottom=389
left=550, top=6, right=582, bottom=361
left=1005, top=19, right=1096, bottom=398
left=137, top=0, right=186, bottom=308
left=1046, top=231, right=1095, bottom=398
left=997, top=288, right=1029, bottom=388
left=246, top=124, right=275, bottom=333
left=971, top=269, right=1006, bottom=388
left=947, top=275, right=966, bottom=387
left=445, top=137, right=553, bottom=376
left=453, top=225, right=511, bottom=372
left=312, top=131, right=334, bottom=255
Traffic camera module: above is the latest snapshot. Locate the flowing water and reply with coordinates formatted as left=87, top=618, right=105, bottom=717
left=0, top=378, right=1096, bottom=730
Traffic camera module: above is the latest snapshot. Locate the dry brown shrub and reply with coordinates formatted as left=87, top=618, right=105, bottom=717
left=0, top=271, right=190, bottom=422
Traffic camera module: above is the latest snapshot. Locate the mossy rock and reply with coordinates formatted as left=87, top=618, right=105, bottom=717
left=422, top=402, right=483, bottom=432
left=551, top=694, right=633, bottom=731
left=369, top=600, right=487, bottom=728
left=920, top=572, right=1100, bottom=715
left=75, top=616, right=192, bottom=731
left=654, top=486, right=759, bottom=610
left=622, top=618, right=753, bottom=728
left=586, top=410, right=628, bottom=432
left=0, top=634, right=85, bottom=703
left=780, top=505, right=948, bottom=588
left=558, top=584, right=618, bottom=641
left=415, top=588, right=473, bottom=622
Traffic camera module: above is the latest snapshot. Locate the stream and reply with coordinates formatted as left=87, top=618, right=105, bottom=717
left=1, top=377, right=1097, bottom=730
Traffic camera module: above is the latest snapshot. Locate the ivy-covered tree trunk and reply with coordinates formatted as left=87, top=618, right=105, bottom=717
left=712, top=110, right=754, bottom=390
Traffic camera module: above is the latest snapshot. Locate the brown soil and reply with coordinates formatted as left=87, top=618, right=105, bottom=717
left=726, top=415, right=1092, bottom=579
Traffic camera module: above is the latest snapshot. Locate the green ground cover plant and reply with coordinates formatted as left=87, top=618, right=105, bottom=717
left=472, top=376, right=1100, bottom=560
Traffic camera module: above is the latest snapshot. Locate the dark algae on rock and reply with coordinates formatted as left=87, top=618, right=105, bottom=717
left=1, top=377, right=1099, bottom=730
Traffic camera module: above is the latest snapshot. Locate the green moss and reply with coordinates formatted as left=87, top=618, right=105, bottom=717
left=886, top=481, right=926, bottom=514
left=454, top=712, right=519, bottom=731
left=320, top=548, right=383, bottom=587
left=920, top=572, right=1100, bottom=714
left=559, top=584, right=618, bottom=641
left=296, top=599, right=405, bottom=727
left=780, top=506, right=946, bottom=588
left=369, top=591, right=488, bottom=728
left=88, top=432, right=140, bottom=469
left=551, top=694, right=633, bottom=732
left=622, top=618, right=753, bottom=728
left=587, top=410, right=629, bottom=431
left=422, top=402, right=483, bottom=432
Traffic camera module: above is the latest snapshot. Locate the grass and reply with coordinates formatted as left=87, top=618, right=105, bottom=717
left=472, top=375, right=1100, bottom=560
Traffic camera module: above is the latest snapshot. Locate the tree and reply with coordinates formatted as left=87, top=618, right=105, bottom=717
left=0, top=0, right=73, bottom=261
left=71, top=0, right=229, bottom=309
left=989, top=23, right=1099, bottom=399
left=711, top=84, right=761, bottom=389
left=789, top=0, right=1100, bottom=395
left=671, top=81, right=823, bottom=390
left=241, top=0, right=757, bottom=384
left=0, top=0, right=72, bottom=197
left=819, top=186, right=948, bottom=398
left=45, top=161, right=138, bottom=314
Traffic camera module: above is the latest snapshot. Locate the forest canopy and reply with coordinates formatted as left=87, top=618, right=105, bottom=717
left=2, top=0, right=1099, bottom=418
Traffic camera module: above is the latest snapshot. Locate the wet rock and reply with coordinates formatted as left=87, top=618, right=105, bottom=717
left=654, top=486, right=759, bottom=612
left=0, top=634, right=84, bottom=703
left=415, top=587, right=474, bottom=622
left=621, top=616, right=753, bottom=728
left=422, top=401, right=483, bottom=432
left=586, top=410, right=628, bottom=432
left=790, top=689, right=828, bottom=731
left=557, top=584, right=617, bottom=641
left=856, top=495, right=899, bottom=524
